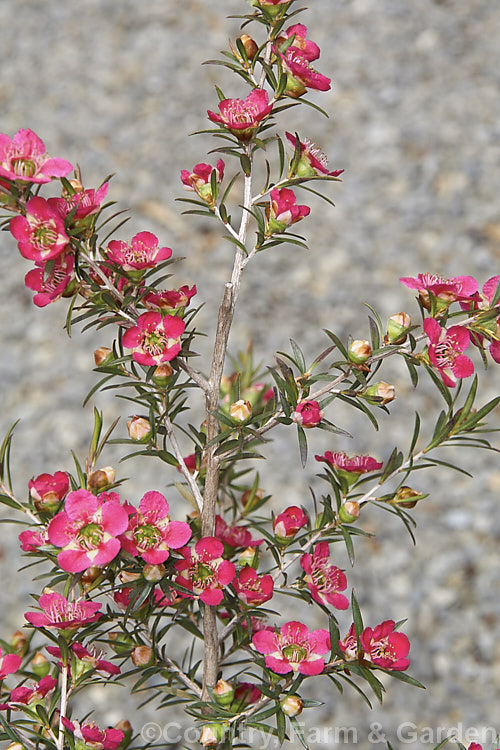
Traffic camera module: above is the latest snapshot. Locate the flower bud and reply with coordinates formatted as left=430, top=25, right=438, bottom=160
left=87, top=466, right=116, bottom=491
left=152, top=363, right=173, bottom=388
left=389, top=486, right=427, bottom=509
left=200, top=724, right=227, bottom=747
left=362, top=381, right=396, bottom=405
left=348, top=340, right=372, bottom=364
left=31, top=651, right=51, bottom=678
left=238, top=545, right=259, bottom=569
left=93, top=347, right=113, bottom=367
left=143, top=564, right=165, bottom=582
left=273, top=506, right=308, bottom=544
left=241, top=488, right=264, bottom=513
left=239, top=34, right=258, bottom=61
left=80, top=566, right=102, bottom=589
left=10, top=630, right=27, bottom=655
left=338, top=501, right=360, bottom=524
left=214, top=679, right=235, bottom=706
left=229, top=399, right=252, bottom=423
left=385, top=312, right=411, bottom=344
left=108, top=632, right=134, bottom=655
left=293, top=400, right=323, bottom=428
left=280, top=694, right=303, bottom=717
left=114, top=720, right=133, bottom=749
left=127, top=416, right=152, bottom=442
left=131, top=646, right=154, bottom=667
left=119, top=570, right=142, bottom=584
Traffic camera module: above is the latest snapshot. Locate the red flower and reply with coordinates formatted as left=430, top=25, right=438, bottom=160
left=107, top=231, right=172, bottom=272
left=0, top=648, right=22, bottom=680
left=267, top=188, right=310, bottom=234
left=29, top=470, right=69, bottom=504
left=10, top=196, right=69, bottom=263
left=46, top=643, right=120, bottom=676
left=122, top=311, right=185, bottom=366
left=144, top=285, right=197, bottom=312
left=233, top=567, right=274, bottom=606
left=252, top=621, right=330, bottom=675
left=233, top=682, right=262, bottom=708
left=208, top=89, right=273, bottom=141
left=360, top=620, right=410, bottom=671
left=286, top=132, right=344, bottom=178
left=424, top=317, right=474, bottom=388
left=315, top=451, right=383, bottom=486
left=47, top=489, right=129, bottom=573
left=277, top=24, right=320, bottom=62
left=49, top=182, right=109, bottom=221
left=293, top=400, right=322, bottom=428
left=400, top=273, right=477, bottom=312
left=215, top=515, right=263, bottom=550
left=62, top=718, right=124, bottom=750
left=19, top=528, right=48, bottom=552
left=339, top=623, right=358, bottom=660
left=300, top=542, right=348, bottom=610
left=280, top=48, right=330, bottom=97
left=25, top=253, right=75, bottom=307
left=273, top=506, right=308, bottom=543
left=119, top=490, right=192, bottom=564
left=2, top=675, right=57, bottom=710
left=0, top=129, right=72, bottom=184
left=181, top=160, right=224, bottom=204
left=174, top=537, right=236, bottom=605
left=25, top=591, right=102, bottom=630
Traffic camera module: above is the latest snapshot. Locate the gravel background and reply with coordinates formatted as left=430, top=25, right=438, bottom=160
left=1, top=1, right=500, bottom=748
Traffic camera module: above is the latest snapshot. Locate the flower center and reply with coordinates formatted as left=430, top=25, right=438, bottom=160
left=33, top=223, right=58, bottom=250
left=282, top=644, right=308, bottom=665
left=142, top=330, right=167, bottom=357
left=134, top=523, right=162, bottom=551
left=78, top=523, right=104, bottom=550
left=11, top=157, right=37, bottom=178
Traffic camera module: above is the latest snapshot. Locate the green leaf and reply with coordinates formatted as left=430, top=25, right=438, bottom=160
left=351, top=590, right=364, bottom=636
left=290, top=717, right=309, bottom=749
left=297, top=424, right=308, bottom=468
left=290, top=338, right=306, bottom=373
left=276, top=704, right=286, bottom=746
left=341, top=524, right=355, bottom=566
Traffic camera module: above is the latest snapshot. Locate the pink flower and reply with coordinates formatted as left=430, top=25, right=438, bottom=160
left=10, top=196, right=69, bottom=262
left=400, top=273, right=477, bottom=312
left=273, top=506, right=308, bottom=542
left=424, top=317, right=474, bottom=388
left=286, top=132, right=344, bottom=179
left=113, top=586, right=179, bottom=611
left=0, top=129, right=72, bottom=184
left=29, top=470, right=69, bottom=503
left=122, top=311, right=185, bottom=366
left=252, top=621, right=330, bottom=675
left=339, top=623, right=358, bottom=660
left=49, top=182, right=109, bottom=221
left=360, top=620, right=410, bottom=671
left=208, top=89, right=273, bottom=141
left=277, top=24, right=320, bottom=62
left=293, top=400, right=322, bottom=428
left=1, top=675, right=57, bottom=710
left=280, top=48, right=331, bottom=97
left=62, top=718, right=124, bottom=750
left=267, top=188, right=310, bottom=234
left=233, top=682, right=262, bottom=708
left=181, top=160, right=224, bottom=204
left=215, top=515, right=263, bottom=550
left=300, top=542, right=348, bottom=609
left=107, top=231, right=172, bottom=272
left=315, top=451, right=383, bottom=485
left=174, top=537, right=236, bottom=605
left=46, top=644, right=120, bottom=676
left=25, top=253, right=75, bottom=307
left=25, top=591, right=102, bottom=630
left=119, top=490, right=192, bottom=564
left=144, top=285, right=197, bottom=312
left=19, top=527, right=48, bottom=552
left=0, top=648, right=22, bottom=680
left=233, top=567, right=274, bottom=606
left=47, top=489, right=129, bottom=573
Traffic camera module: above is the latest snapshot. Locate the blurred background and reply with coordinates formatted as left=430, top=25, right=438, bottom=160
left=1, top=0, right=500, bottom=747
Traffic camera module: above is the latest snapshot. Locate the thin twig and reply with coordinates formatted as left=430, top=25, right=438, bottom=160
left=164, top=414, right=204, bottom=513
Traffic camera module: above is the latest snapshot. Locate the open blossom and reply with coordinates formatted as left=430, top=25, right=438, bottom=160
left=400, top=273, right=477, bottom=312
left=273, top=506, right=308, bottom=542
left=174, top=537, right=236, bottom=605
left=46, top=643, right=120, bottom=676
left=315, top=451, right=383, bottom=485
left=286, top=132, right=344, bottom=178
left=300, top=542, right=348, bottom=609
left=215, top=515, right=262, bottom=550
left=49, top=182, right=109, bottom=221
left=293, top=400, right=322, bottom=428
left=123, top=312, right=185, bottom=365
left=62, top=718, right=124, bottom=750
left=0, top=128, right=72, bottom=184
left=252, top=621, right=330, bottom=675
left=181, top=160, right=224, bottom=204
left=47, top=489, right=129, bottom=573
left=277, top=24, right=320, bottom=61
left=233, top=567, right=274, bottom=607
left=25, top=253, right=75, bottom=307
left=360, top=620, right=410, bottom=671
left=25, top=591, right=102, bottom=630
left=208, top=89, right=273, bottom=141
left=267, top=188, right=310, bottom=234
left=10, top=196, right=69, bottom=262
left=280, top=47, right=331, bottom=97
left=107, top=231, right=172, bottom=272
left=144, top=284, right=197, bottom=312
left=29, top=470, right=69, bottom=506
left=119, top=490, right=191, bottom=564
left=0, top=648, right=22, bottom=680
left=0, top=675, right=57, bottom=710
left=424, top=317, right=474, bottom=388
